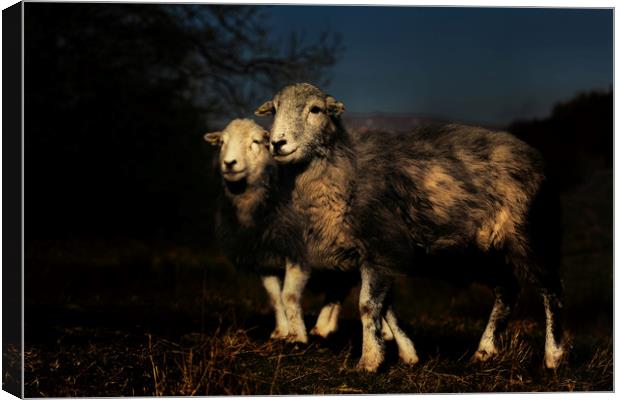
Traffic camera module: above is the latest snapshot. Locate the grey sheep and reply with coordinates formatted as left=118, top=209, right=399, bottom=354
left=255, top=83, right=565, bottom=372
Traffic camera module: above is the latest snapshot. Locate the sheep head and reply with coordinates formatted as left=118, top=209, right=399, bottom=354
left=255, top=83, right=345, bottom=164
left=204, top=119, right=271, bottom=185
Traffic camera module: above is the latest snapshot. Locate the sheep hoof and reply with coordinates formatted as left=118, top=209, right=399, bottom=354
left=355, top=357, right=381, bottom=373
left=309, top=326, right=333, bottom=339
left=270, top=329, right=289, bottom=340
left=544, top=346, right=565, bottom=369
left=285, top=332, right=308, bottom=344
left=472, top=348, right=497, bottom=363
left=399, top=351, right=419, bottom=366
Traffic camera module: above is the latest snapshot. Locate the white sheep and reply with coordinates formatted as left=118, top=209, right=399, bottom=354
left=205, top=118, right=364, bottom=342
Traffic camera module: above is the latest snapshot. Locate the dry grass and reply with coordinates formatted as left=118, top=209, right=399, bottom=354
left=18, top=176, right=613, bottom=397
left=15, top=310, right=612, bottom=396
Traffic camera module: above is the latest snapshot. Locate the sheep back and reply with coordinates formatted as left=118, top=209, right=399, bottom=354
left=349, top=123, right=550, bottom=280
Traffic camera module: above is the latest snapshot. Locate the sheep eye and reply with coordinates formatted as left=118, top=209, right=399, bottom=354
left=310, top=106, right=322, bottom=114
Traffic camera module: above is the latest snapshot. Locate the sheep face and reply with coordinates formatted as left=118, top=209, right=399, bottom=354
left=255, top=83, right=344, bottom=164
left=204, top=119, right=271, bottom=185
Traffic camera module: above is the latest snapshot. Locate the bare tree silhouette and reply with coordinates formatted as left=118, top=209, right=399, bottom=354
left=24, top=3, right=343, bottom=242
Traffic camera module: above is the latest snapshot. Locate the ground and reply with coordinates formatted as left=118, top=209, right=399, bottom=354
left=10, top=170, right=613, bottom=395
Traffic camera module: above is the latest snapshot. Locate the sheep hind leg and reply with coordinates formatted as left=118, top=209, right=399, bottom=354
left=474, top=275, right=519, bottom=362
left=261, top=275, right=289, bottom=340
left=356, top=264, right=391, bottom=372
left=282, top=259, right=310, bottom=344
left=541, top=276, right=565, bottom=369
left=526, top=251, right=566, bottom=368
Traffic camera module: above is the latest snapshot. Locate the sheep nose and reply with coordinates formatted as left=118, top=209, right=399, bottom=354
left=223, top=160, right=237, bottom=169
left=271, top=139, right=287, bottom=153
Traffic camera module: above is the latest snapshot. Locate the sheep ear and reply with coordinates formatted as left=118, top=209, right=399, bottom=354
left=254, top=100, right=274, bottom=116
left=326, top=96, right=345, bottom=117
left=204, top=131, right=222, bottom=146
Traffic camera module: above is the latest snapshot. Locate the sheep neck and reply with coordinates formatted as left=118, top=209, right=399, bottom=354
left=287, top=129, right=359, bottom=269
left=224, top=166, right=274, bottom=229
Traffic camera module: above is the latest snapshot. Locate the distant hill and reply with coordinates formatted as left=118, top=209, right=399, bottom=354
left=507, top=89, right=612, bottom=190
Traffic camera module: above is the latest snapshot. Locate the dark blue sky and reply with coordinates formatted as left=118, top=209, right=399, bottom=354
left=266, top=6, right=612, bottom=125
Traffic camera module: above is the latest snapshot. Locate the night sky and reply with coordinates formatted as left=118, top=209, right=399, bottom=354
left=266, top=6, right=612, bottom=125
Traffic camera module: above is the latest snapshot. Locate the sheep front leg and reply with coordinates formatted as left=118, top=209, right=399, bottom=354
left=357, top=264, right=391, bottom=372
left=381, top=317, right=394, bottom=341
left=260, top=275, right=289, bottom=340
left=310, top=278, right=350, bottom=338
left=384, top=306, right=419, bottom=365
left=474, top=279, right=518, bottom=362
left=282, top=259, right=310, bottom=343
